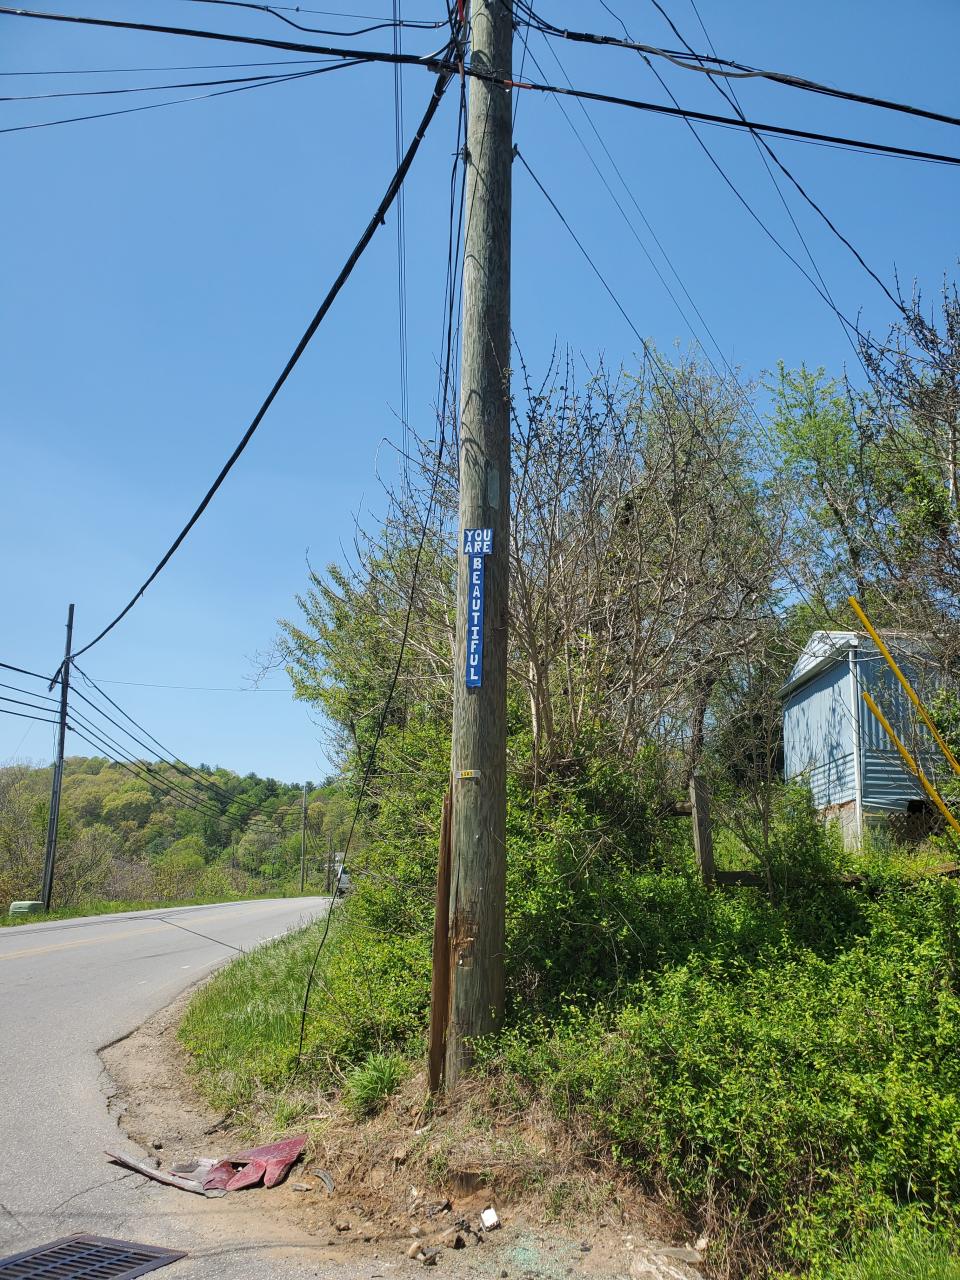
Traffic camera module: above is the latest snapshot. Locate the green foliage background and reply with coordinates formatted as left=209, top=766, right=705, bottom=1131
left=182, top=342, right=960, bottom=1278
left=0, top=755, right=354, bottom=909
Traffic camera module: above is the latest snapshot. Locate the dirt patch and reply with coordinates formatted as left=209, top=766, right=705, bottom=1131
left=101, top=993, right=705, bottom=1280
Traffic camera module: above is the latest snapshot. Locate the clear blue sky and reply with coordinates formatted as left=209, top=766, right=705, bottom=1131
left=2, top=0, right=959, bottom=783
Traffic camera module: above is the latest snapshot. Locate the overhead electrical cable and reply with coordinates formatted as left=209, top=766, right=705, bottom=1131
left=81, top=675, right=285, bottom=691
left=0, top=659, right=50, bottom=680
left=392, top=0, right=411, bottom=499
left=644, top=0, right=901, bottom=318
left=519, top=30, right=739, bottom=391
left=0, top=64, right=344, bottom=100
left=170, top=0, right=448, bottom=38
left=68, top=686, right=234, bottom=816
left=618, top=20, right=866, bottom=346
left=0, top=60, right=364, bottom=135
left=66, top=702, right=228, bottom=820
left=691, top=0, right=901, bottom=312
left=0, top=678, right=58, bottom=702
left=0, top=57, right=333, bottom=74
left=64, top=720, right=232, bottom=807
left=293, top=50, right=467, bottom=1070
left=72, top=663, right=289, bottom=817
left=0, top=692, right=63, bottom=717
left=70, top=58, right=454, bottom=657
left=515, top=144, right=850, bottom=626
left=618, top=0, right=870, bottom=375
left=5, top=8, right=960, bottom=166
left=0, top=705, right=61, bottom=726
left=515, top=0, right=960, bottom=131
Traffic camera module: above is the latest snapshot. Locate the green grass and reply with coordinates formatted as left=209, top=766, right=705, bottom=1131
left=342, top=1051, right=406, bottom=1118
left=178, top=921, right=333, bottom=1108
left=1, top=892, right=286, bottom=926
left=822, top=1227, right=960, bottom=1280
left=178, top=900, right=430, bottom=1111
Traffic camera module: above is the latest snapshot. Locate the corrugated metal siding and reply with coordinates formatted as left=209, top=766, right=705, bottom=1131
left=783, top=661, right=856, bottom=808
left=857, top=654, right=931, bottom=811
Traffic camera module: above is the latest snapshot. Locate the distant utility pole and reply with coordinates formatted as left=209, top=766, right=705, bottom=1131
left=299, top=782, right=307, bottom=894
left=445, top=0, right=513, bottom=1089
left=41, top=603, right=75, bottom=912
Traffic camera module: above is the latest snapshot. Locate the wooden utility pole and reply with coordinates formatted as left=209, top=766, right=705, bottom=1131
left=428, top=787, right=453, bottom=1093
left=41, top=603, right=74, bottom=911
left=299, top=782, right=307, bottom=893
left=445, top=0, right=512, bottom=1089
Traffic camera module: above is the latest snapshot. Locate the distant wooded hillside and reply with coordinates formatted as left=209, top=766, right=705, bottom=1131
left=0, top=755, right=352, bottom=908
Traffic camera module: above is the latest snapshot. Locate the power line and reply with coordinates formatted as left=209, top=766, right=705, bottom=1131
left=517, top=1, right=960, bottom=131
left=0, top=64, right=343, bottom=100
left=0, top=691, right=60, bottom=716
left=71, top=663, right=288, bottom=818
left=0, top=57, right=336, bottom=75
left=64, top=720, right=227, bottom=808
left=619, top=21, right=865, bottom=346
left=169, top=0, right=447, bottom=37
left=7, top=7, right=960, bottom=166
left=65, top=704, right=228, bottom=819
left=71, top=58, right=454, bottom=657
left=0, top=659, right=51, bottom=681
left=0, top=680, right=58, bottom=704
left=0, top=7, right=446, bottom=69
left=294, top=54, right=468, bottom=1071
left=68, top=685, right=234, bottom=816
left=519, top=29, right=740, bottom=392
left=0, top=60, right=365, bottom=136
left=0, top=705, right=61, bottom=726
left=643, top=0, right=900, bottom=325
left=392, top=0, right=411, bottom=499
left=514, top=143, right=846, bottom=627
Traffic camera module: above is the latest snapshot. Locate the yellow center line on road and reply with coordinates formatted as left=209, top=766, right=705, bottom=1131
left=0, top=922, right=171, bottom=960
left=0, top=901, right=303, bottom=962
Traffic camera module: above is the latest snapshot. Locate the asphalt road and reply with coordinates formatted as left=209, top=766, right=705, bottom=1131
left=0, top=897, right=355, bottom=1278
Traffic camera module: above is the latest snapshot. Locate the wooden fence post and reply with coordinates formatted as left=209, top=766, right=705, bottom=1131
left=690, top=775, right=715, bottom=888
left=428, top=786, right=453, bottom=1093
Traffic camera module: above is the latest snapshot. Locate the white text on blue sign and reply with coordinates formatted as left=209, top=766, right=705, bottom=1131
left=463, top=529, right=493, bottom=688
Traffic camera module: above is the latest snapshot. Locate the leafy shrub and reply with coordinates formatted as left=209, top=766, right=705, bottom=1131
left=495, top=878, right=960, bottom=1274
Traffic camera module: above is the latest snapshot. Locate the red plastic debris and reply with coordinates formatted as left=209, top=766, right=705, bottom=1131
left=202, top=1133, right=307, bottom=1193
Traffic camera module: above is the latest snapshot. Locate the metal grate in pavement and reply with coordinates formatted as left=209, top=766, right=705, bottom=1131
left=0, top=1234, right=185, bottom=1279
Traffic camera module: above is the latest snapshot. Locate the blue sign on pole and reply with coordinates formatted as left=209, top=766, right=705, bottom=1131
left=463, top=528, right=493, bottom=688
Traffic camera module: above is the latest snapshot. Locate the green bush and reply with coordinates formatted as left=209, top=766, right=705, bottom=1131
left=181, top=748, right=960, bottom=1276
left=495, top=877, right=960, bottom=1273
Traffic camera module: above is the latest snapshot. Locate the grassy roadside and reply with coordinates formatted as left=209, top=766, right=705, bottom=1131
left=1, top=891, right=299, bottom=927
left=176, top=769, right=960, bottom=1279
left=179, top=874, right=960, bottom=1279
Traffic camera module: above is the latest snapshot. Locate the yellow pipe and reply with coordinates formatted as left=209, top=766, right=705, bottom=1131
left=860, top=690, right=960, bottom=837
left=848, top=595, right=960, bottom=777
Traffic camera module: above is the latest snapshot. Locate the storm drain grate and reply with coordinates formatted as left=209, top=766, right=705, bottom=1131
left=0, top=1234, right=186, bottom=1279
